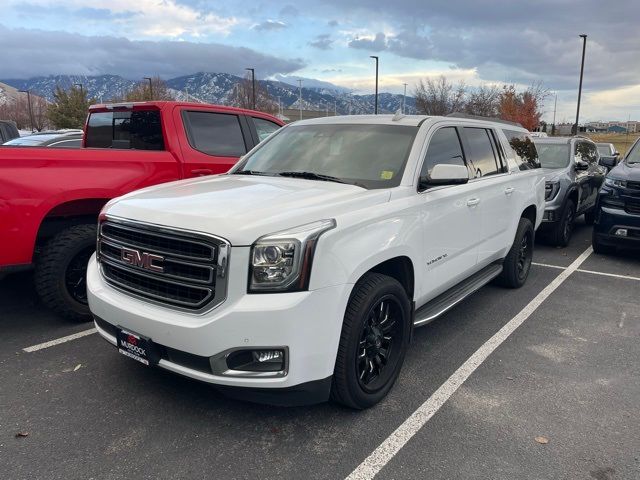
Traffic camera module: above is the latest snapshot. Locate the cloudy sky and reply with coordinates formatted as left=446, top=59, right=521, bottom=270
left=2, top=0, right=639, bottom=121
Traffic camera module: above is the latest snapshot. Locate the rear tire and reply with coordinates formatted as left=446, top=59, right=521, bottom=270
left=331, top=273, right=411, bottom=409
left=496, top=217, right=534, bottom=289
left=551, top=199, right=575, bottom=247
left=34, top=224, right=97, bottom=322
left=584, top=208, right=596, bottom=226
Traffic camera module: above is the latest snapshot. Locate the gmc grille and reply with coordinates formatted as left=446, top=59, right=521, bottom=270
left=625, top=200, right=640, bottom=215
left=97, top=219, right=229, bottom=311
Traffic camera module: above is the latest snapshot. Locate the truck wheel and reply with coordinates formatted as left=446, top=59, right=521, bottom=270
left=331, top=273, right=411, bottom=409
left=584, top=209, right=596, bottom=226
left=592, top=229, right=615, bottom=255
left=551, top=199, right=575, bottom=247
left=496, top=217, right=534, bottom=289
left=34, top=224, right=97, bottom=322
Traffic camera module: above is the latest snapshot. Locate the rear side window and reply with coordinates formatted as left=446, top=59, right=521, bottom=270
left=253, top=118, right=281, bottom=142
left=464, top=127, right=499, bottom=178
left=85, top=110, right=164, bottom=150
left=420, top=127, right=466, bottom=179
left=575, top=141, right=598, bottom=164
left=502, top=129, right=540, bottom=170
left=183, top=111, right=247, bottom=157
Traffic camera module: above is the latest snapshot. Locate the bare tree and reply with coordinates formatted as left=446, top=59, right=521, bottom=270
left=414, top=76, right=467, bottom=115
left=119, top=76, right=174, bottom=102
left=0, top=93, right=50, bottom=131
left=231, top=73, right=278, bottom=114
left=465, top=84, right=501, bottom=117
left=32, top=96, right=50, bottom=131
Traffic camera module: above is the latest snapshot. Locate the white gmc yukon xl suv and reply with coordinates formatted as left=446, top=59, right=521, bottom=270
left=87, top=114, right=545, bottom=409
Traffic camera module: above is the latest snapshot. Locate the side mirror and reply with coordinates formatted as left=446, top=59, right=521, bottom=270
left=614, top=151, right=620, bottom=157
left=420, top=164, right=469, bottom=188
left=574, top=160, right=589, bottom=171
left=598, top=156, right=616, bottom=168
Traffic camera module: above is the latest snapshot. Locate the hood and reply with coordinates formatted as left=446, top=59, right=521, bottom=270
left=105, top=175, right=390, bottom=245
left=541, top=168, right=566, bottom=183
left=609, top=160, right=640, bottom=181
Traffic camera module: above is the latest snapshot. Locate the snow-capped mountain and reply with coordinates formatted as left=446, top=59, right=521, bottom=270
left=1, top=73, right=417, bottom=115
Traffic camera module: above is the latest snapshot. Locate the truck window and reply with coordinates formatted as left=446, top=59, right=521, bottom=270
left=253, top=118, right=281, bottom=142
left=85, top=110, right=164, bottom=150
left=464, top=127, right=499, bottom=178
left=183, top=111, right=247, bottom=157
left=420, top=127, right=466, bottom=179
left=502, top=129, right=540, bottom=170
left=576, top=141, right=598, bottom=164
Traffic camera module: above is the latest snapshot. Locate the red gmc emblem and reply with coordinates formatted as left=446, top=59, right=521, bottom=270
left=127, top=334, right=138, bottom=346
left=120, top=247, right=164, bottom=273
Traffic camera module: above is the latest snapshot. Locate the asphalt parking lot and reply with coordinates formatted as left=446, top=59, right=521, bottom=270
left=1, top=219, right=639, bottom=480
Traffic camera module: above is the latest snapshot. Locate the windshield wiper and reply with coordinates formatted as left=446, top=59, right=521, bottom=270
left=277, top=171, right=350, bottom=184
left=232, top=170, right=271, bottom=176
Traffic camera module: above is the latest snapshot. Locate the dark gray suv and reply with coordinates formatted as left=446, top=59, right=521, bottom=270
left=534, top=136, right=607, bottom=246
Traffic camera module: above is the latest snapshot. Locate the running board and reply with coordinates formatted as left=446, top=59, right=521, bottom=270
left=413, top=263, right=503, bottom=327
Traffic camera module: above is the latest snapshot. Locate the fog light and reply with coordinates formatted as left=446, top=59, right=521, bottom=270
left=225, top=348, right=286, bottom=373
left=615, top=228, right=628, bottom=237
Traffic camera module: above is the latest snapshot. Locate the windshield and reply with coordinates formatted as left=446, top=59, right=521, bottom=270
left=597, top=145, right=612, bottom=156
left=627, top=141, right=640, bottom=164
left=534, top=142, right=570, bottom=169
left=3, top=136, right=49, bottom=146
left=233, top=124, right=418, bottom=189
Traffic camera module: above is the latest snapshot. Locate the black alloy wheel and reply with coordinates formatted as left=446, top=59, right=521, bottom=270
left=356, top=295, right=403, bottom=391
left=64, top=246, right=95, bottom=305
left=516, top=229, right=533, bottom=282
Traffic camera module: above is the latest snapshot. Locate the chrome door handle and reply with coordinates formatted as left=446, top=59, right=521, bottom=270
left=191, top=168, right=212, bottom=176
left=504, top=187, right=515, bottom=195
left=466, top=198, right=480, bottom=207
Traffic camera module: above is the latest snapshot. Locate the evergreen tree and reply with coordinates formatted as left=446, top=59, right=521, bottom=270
left=46, top=85, right=94, bottom=129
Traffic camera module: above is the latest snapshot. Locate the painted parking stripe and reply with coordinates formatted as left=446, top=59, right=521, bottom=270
left=533, top=262, right=640, bottom=281
left=23, top=328, right=97, bottom=353
left=346, top=246, right=594, bottom=480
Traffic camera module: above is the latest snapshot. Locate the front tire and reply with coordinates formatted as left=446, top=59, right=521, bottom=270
left=34, top=224, right=97, bottom=322
left=331, top=273, right=411, bottom=409
left=496, top=217, right=534, bottom=289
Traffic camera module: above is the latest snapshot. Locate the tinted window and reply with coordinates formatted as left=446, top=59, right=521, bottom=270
left=535, top=143, right=570, bottom=168
left=235, top=124, right=417, bottom=190
left=253, top=118, right=281, bottom=142
left=85, top=110, right=164, bottom=150
left=464, top=128, right=499, bottom=177
left=420, top=127, right=465, bottom=179
left=183, top=111, right=246, bottom=157
left=597, top=145, right=611, bottom=156
left=49, top=139, right=82, bottom=148
left=502, top=129, right=540, bottom=170
left=576, top=141, right=597, bottom=163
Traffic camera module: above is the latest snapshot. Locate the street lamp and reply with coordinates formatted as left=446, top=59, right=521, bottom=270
left=246, top=68, right=256, bottom=110
left=144, top=77, right=153, bottom=100
left=370, top=56, right=379, bottom=114
left=402, top=83, right=408, bottom=114
left=552, top=91, right=558, bottom=136
left=298, top=79, right=303, bottom=120
left=18, top=90, right=34, bottom=132
left=574, top=34, right=587, bottom=135
left=74, top=83, right=84, bottom=95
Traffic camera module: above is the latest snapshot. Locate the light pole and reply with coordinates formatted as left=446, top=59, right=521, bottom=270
left=402, top=83, right=408, bottom=114
left=144, top=77, right=153, bottom=100
left=334, top=100, right=337, bottom=116
left=552, top=92, right=558, bottom=136
left=574, top=34, right=587, bottom=135
left=298, top=79, right=303, bottom=120
left=74, top=83, right=84, bottom=95
left=370, top=56, right=379, bottom=114
left=18, top=90, right=34, bottom=132
left=246, top=68, right=256, bottom=110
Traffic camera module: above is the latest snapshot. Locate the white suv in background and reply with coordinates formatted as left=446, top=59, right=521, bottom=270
left=87, top=113, right=545, bottom=409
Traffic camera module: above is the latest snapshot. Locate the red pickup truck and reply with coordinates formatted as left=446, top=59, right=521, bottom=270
left=0, top=101, right=283, bottom=320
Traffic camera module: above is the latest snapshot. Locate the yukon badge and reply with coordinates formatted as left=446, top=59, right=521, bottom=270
left=120, top=247, right=165, bottom=273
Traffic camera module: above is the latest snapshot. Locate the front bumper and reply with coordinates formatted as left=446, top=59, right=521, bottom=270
left=593, top=206, right=640, bottom=248
left=87, top=254, right=352, bottom=404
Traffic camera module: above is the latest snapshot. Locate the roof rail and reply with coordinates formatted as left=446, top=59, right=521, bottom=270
left=446, top=112, right=523, bottom=128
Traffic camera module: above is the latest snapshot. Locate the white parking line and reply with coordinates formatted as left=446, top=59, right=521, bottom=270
left=533, top=262, right=640, bottom=281
left=346, top=246, right=594, bottom=480
left=22, top=328, right=97, bottom=353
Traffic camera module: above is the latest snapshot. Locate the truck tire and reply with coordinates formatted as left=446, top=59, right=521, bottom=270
left=496, top=217, right=534, bottom=289
left=331, top=273, right=411, bottom=409
left=584, top=208, right=596, bottom=226
left=34, top=224, right=97, bottom=322
left=551, top=199, right=575, bottom=247
left=592, top=229, right=615, bottom=255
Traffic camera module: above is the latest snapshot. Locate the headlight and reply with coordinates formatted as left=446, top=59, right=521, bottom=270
left=545, top=181, right=560, bottom=200
left=604, top=178, right=627, bottom=188
left=249, top=219, right=336, bottom=292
